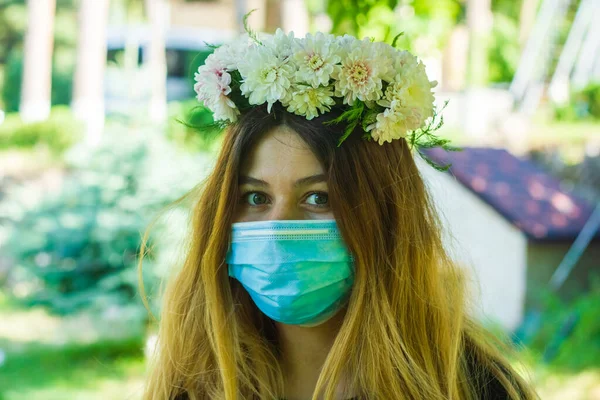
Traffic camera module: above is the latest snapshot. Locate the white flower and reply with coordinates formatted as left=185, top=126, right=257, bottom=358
left=238, top=45, right=295, bottom=112
left=293, top=32, right=341, bottom=87
left=285, top=85, right=336, bottom=120
left=335, top=34, right=358, bottom=59
left=374, top=42, right=399, bottom=82
left=264, top=28, right=297, bottom=63
left=212, top=37, right=252, bottom=70
left=366, top=100, right=424, bottom=145
left=333, top=39, right=383, bottom=104
left=378, top=57, right=436, bottom=122
left=194, top=55, right=239, bottom=122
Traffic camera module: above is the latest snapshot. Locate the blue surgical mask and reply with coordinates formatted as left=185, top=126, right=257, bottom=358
left=226, top=219, right=354, bottom=326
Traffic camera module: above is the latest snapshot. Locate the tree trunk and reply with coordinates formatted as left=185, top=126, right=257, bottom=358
left=20, top=0, right=56, bottom=122
left=466, top=0, right=492, bottom=87
left=265, top=0, right=282, bottom=33
left=72, top=0, right=110, bottom=145
left=145, top=0, right=169, bottom=125
left=519, top=0, right=540, bottom=47
left=282, top=0, right=309, bottom=36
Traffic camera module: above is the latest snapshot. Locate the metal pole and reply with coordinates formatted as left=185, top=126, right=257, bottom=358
left=548, top=0, right=595, bottom=103
left=549, top=203, right=600, bottom=291
left=572, top=1, right=600, bottom=89
left=510, top=0, right=559, bottom=101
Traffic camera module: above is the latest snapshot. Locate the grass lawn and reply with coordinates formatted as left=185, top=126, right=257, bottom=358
left=0, top=294, right=147, bottom=400
left=0, top=338, right=146, bottom=400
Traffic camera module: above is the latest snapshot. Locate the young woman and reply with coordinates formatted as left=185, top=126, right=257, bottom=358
left=140, top=29, right=539, bottom=400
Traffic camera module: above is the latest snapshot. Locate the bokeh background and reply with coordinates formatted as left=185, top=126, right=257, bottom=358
left=0, top=0, right=599, bottom=399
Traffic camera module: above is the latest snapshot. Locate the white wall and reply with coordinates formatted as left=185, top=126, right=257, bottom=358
left=419, top=161, right=528, bottom=332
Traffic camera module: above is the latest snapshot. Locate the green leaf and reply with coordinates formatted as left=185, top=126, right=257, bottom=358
left=243, top=9, right=262, bottom=45
left=391, top=32, right=404, bottom=48
left=203, top=42, right=220, bottom=50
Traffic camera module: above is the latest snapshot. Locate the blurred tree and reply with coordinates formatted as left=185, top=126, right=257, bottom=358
left=72, top=0, right=110, bottom=145
left=325, top=0, right=462, bottom=52
left=518, top=0, right=540, bottom=46
left=487, top=11, right=520, bottom=84
left=265, top=0, right=282, bottom=33
left=467, top=0, right=492, bottom=87
left=19, top=0, right=56, bottom=122
left=0, top=0, right=78, bottom=111
left=144, top=0, right=168, bottom=124
left=326, top=0, right=399, bottom=42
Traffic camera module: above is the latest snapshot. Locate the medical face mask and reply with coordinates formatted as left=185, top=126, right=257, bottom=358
left=226, top=219, right=355, bottom=326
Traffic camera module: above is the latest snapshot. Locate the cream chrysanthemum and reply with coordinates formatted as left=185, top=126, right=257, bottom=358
left=285, top=85, right=336, bottom=120
left=378, top=55, right=436, bottom=124
left=238, top=45, right=295, bottom=112
left=194, top=55, right=239, bottom=122
left=191, top=28, right=443, bottom=148
left=212, top=37, right=252, bottom=70
left=265, top=28, right=296, bottom=63
left=333, top=39, right=383, bottom=104
left=366, top=100, right=424, bottom=145
left=293, top=32, right=341, bottom=88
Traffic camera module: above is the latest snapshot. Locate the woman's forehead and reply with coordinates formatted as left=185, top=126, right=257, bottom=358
left=240, top=126, right=324, bottom=180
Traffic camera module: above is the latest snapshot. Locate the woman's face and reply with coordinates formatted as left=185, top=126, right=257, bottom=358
left=235, top=125, right=334, bottom=222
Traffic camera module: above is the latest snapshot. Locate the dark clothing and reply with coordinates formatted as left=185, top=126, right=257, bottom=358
left=175, top=375, right=511, bottom=399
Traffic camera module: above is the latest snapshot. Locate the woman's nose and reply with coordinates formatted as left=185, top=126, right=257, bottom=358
left=267, top=200, right=304, bottom=221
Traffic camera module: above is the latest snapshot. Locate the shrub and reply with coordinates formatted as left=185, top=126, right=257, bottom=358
left=0, top=126, right=213, bottom=319
left=527, top=278, right=600, bottom=371
left=0, top=106, right=83, bottom=153
left=554, top=82, right=600, bottom=122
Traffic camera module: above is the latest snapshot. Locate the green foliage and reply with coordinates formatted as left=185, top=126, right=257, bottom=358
left=1, top=50, right=75, bottom=112
left=0, top=2, right=27, bottom=66
left=324, top=100, right=366, bottom=146
left=243, top=9, right=263, bottom=45
left=184, top=49, right=214, bottom=95
left=327, top=0, right=399, bottom=42
left=528, top=279, right=600, bottom=371
left=0, top=106, right=83, bottom=153
left=491, top=0, right=525, bottom=21
left=0, top=0, right=77, bottom=110
left=410, top=101, right=460, bottom=171
left=1, top=126, right=211, bottom=316
left=0, top=336, right=145, bottom=399
left=1, top=50, right=23, bottom=112
left=488, top=13, right=520, bottom=83
left=554, top=83, right=600, bottom=122
left=325, top=0, right=462, bottom=53
left=167, top=99, right=224, bottom=152
left=322, top=98, right=456, bottom=169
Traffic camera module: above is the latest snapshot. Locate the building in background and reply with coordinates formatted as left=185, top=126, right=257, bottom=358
left=421, top=148, right=599, bottom=331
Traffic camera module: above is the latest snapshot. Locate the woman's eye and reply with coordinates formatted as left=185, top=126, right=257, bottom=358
left=306, top=192, right=329, bottom=206
left=245, top=192, right=269, bottom=206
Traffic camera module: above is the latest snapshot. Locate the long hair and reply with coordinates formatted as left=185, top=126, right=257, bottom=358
left=140, top=104, right=538, bottom=399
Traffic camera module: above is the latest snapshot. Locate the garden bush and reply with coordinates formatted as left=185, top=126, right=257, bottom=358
left=0, top=126, right=212, bottom=320
left=0, top=106, right=83, bottom=153
left=527, top=278, right=600, bottom=371
left=554, top=82, right=600, bottom=122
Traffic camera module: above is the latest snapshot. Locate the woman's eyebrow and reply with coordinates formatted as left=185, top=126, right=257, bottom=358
left=294, top=174, right=326, bottom=187
left=238, top=174, right=326, bottom=187
left=239, top=176, right=268, bottom=186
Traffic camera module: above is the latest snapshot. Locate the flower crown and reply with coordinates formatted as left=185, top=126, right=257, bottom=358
left=193, top=15, right=456, bottom=170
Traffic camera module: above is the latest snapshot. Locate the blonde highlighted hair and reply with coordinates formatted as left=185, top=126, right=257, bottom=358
left=140, top=104, right=538, bottom=399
